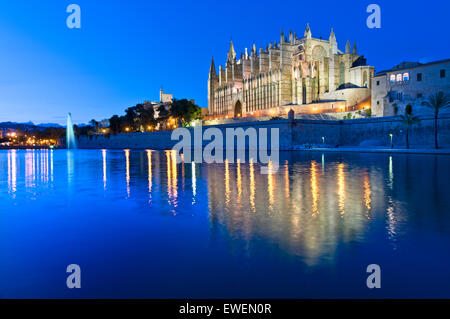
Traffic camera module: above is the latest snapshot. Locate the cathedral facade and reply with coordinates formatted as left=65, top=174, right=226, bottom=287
left=208, top=25, right=374, bottom=118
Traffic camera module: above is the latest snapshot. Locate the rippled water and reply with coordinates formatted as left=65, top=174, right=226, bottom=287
left=1, top=149, right=449, bottom=298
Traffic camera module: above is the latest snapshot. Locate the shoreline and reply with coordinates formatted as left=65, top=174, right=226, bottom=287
left=2, top=146, right=450, bottom=155
left=295, top=147, right=450, bottom=155
left=0, top=146, right=59, bottom=150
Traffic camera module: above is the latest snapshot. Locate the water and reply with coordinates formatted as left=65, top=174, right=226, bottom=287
left=1, top=149, right=450, bottom=298
left=66, top=113, right=77, bottom=149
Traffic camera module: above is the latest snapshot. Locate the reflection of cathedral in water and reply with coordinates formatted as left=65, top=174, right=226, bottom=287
left=205, top=154, right=401, bottom=265
left=4, top=149, right=406, bottom=266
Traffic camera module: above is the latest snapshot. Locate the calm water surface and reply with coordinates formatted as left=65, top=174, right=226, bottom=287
left=0, top=149, right=449, bottom=298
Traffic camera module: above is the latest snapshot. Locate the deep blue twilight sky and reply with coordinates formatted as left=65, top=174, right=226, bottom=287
left=0, top=0, right=449, bottom=125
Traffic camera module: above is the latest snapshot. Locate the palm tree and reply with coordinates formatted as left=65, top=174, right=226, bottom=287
left=422, top=92, right=450, bottom=149
left=400, top=113, right=420, bottom=149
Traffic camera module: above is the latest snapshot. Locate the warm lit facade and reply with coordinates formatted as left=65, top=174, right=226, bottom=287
left=208, top=25, right=374, bottom=118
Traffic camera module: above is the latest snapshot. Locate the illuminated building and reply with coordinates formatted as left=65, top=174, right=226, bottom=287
left=208, top=25, right=374, bottom=119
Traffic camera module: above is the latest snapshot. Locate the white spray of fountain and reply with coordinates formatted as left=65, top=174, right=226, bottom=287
left=66, top=113, right=77, bottom=149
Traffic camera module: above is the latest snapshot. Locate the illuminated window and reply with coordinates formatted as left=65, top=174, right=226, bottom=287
left=396, top=74, right=402, bottom=82
left=390, top=75, right=395, bottom=83
left=403, top=73, right=409, bottom=82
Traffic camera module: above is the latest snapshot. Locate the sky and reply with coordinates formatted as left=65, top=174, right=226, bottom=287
left=0, top=0, right=449, bottom=125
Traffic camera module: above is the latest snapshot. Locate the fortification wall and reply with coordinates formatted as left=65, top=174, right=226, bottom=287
left=78, top=114, right=450, bottom=150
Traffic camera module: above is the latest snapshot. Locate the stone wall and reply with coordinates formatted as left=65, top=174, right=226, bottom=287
left=339, top=114, right=450, bottom=148
left=78, top=121, right=292, bottom=150
left=78, top=114, right=450, bottom=150
left=78, top=131, right=177, bottom=150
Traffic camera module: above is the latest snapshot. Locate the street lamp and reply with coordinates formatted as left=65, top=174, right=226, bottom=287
left=389, top=133, right=393, bottom=149
left=322, top=136, right=325, bottom=145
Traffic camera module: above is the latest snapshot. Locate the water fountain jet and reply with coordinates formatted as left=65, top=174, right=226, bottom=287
left=66, top=113, right=77, bottom=149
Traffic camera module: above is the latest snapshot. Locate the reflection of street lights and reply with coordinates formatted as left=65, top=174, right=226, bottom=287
left=389, top=133, right=393, bottom=149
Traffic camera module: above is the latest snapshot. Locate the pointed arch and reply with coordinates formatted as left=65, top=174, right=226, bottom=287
left=234, top=100, right=242, bottom=118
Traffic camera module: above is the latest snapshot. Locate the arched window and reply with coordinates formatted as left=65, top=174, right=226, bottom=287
left=396, top=74, right=402, bottom=82
left=390, top=75, right=396, bottom=83
left=363, top=71, right=368, bottom=87
left=403, top=72, right=409, bottom=82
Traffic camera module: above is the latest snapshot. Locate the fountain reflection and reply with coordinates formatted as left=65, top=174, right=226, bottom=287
left=67, top=151, right=74, bottom=185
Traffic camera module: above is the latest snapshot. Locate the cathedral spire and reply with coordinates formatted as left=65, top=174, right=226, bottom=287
left=329, top=28, right=336, bottom=42
left=209, top=56, right=216, bottom=77
left=280, top=29, right=284, bottom=43
left=329, top=28, right=337, bottom=55
left=227, top=39, right=236, bottom=64
left=352, top=42, right=357, bottom=55
left=304, top=23, right=312, bottom=39
left=345, top=40, right=351, bottom=54
left=251, top=42, right=257, bottom=56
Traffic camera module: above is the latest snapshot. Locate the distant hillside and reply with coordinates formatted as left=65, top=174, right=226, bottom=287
left=36, top=123, right=64, bottom=128
left=0, top=121, right=64, bottom=131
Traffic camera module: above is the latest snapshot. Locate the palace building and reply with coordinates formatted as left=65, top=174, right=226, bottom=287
left=208, top=25, right=374, bottom=118
left=371, top=59, right=450, bottom=117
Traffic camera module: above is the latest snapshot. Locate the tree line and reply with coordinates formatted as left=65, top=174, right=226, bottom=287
left=80, top=99, right=203, bottom=135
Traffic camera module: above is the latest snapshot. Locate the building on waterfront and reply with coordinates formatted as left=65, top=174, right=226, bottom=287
left=371, top=59, right=450, bottom=117
left=208, top=25, right=374, bottom=119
